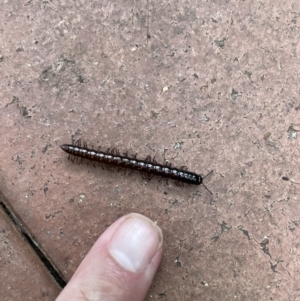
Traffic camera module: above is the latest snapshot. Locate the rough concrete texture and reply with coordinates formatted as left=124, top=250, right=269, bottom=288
left=0, top=205, right=60, bottom=300
left=0, top=0, right=300, bottom=300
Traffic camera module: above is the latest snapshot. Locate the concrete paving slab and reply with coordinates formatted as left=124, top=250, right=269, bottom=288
left=0, top=205, right=60, bottom=300
left=1, top=0, right=300, bottom=300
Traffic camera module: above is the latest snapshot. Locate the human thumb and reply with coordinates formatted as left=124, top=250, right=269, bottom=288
left=56, top=213, right=164, bottom=301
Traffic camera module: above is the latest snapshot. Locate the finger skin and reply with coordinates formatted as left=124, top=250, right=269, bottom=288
left=56, top=213, right=163, bottom=301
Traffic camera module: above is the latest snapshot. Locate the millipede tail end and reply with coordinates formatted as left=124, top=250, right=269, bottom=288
left=60, top=145, right=70, bottom=152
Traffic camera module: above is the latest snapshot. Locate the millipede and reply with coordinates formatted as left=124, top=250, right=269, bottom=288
left=60, top=139, right=213, bottom=193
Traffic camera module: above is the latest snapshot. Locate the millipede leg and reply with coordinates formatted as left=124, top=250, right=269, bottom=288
left=148, top=174, right=155, bottom=181
left=75, top=138, right=82, bottom=147
left=145, top=155, right=152, bottom=162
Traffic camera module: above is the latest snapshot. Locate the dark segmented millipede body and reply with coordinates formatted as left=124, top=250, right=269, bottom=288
left=60, top=139, right=212, bottom=193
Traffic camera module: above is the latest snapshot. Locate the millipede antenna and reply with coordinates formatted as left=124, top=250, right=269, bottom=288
left=202, top=170, right=213, bottom=195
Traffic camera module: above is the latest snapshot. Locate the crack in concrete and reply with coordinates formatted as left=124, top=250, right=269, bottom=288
left=0, top=191, right=66, bottom=288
